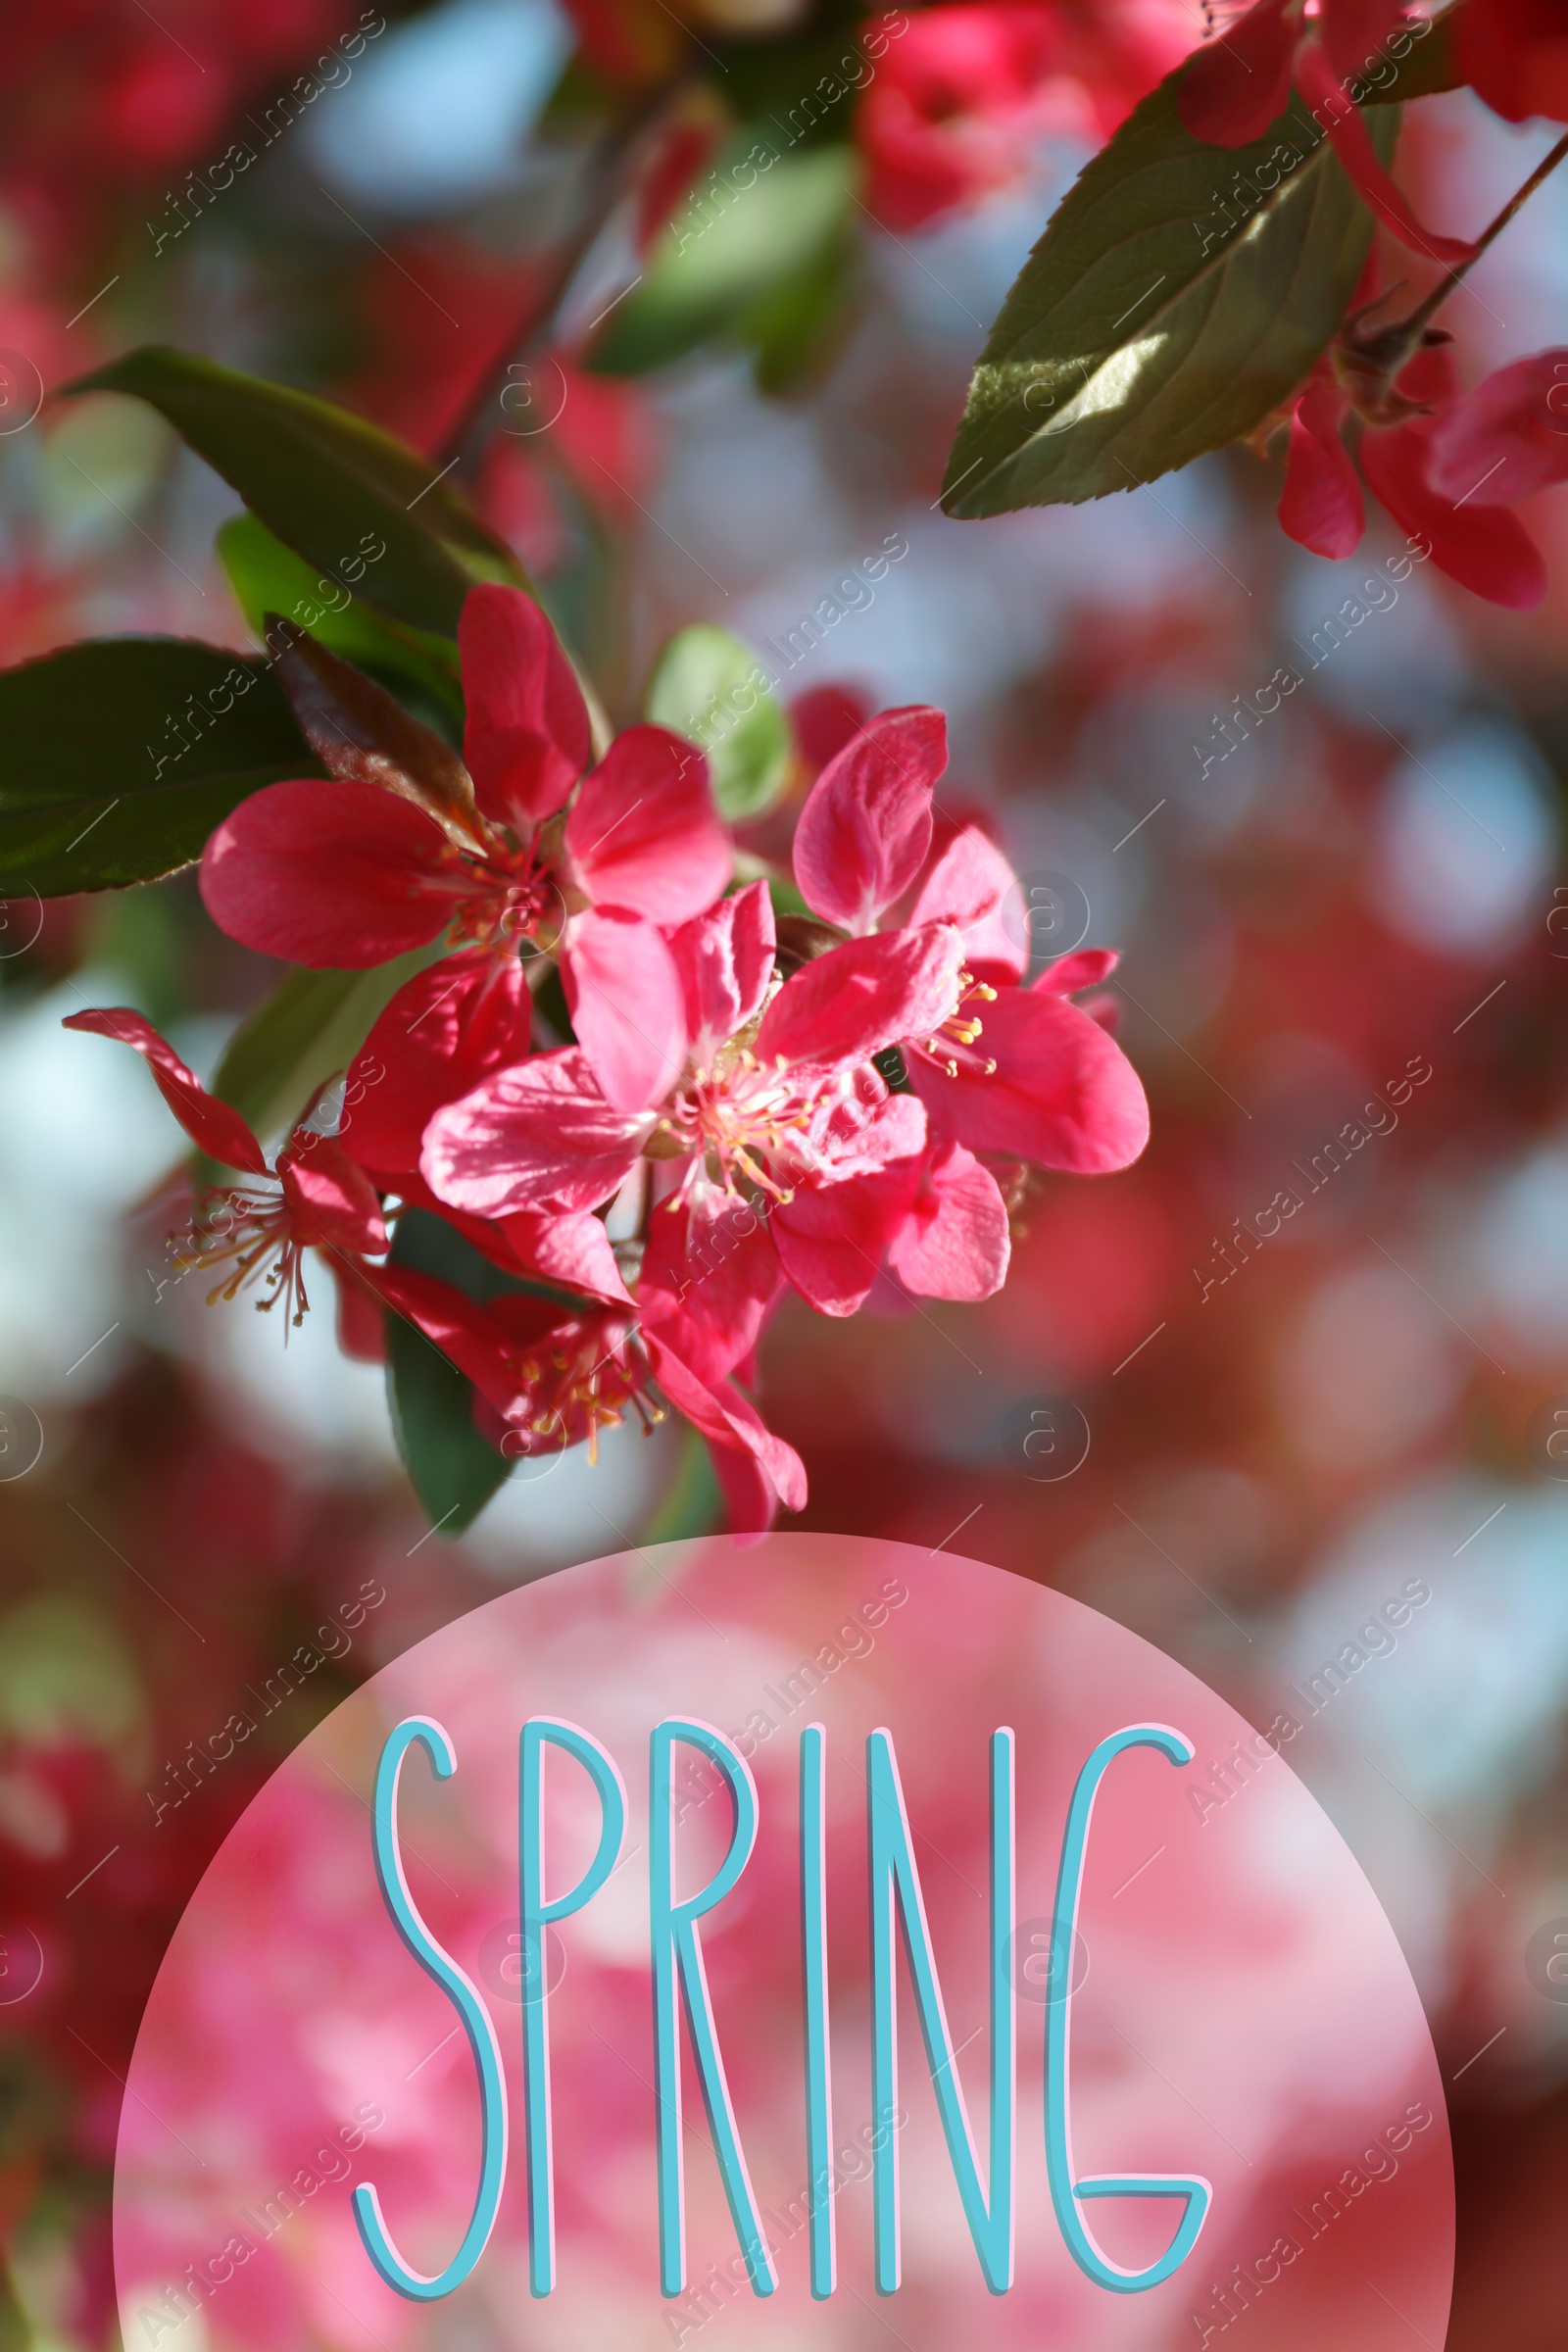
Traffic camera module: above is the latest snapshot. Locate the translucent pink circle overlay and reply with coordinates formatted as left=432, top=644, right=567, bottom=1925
left=114, top=1536, right=1453, bottom=2352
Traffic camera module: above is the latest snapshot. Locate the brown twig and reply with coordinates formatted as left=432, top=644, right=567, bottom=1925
left=1394, top=127, right=1568, bottom=344
left=438, top=66, right=697, bottom=476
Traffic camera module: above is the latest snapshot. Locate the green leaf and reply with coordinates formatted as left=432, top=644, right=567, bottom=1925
left=385, top=1322, right=511, bottom=1536
left=941, top=81, right=1398, bottom=517
left=210, top=948, right=443, bottom=1144
left=66, top=346, right=524, bottom=637
left=218, top=514, right=464, bottom=730
left=746, top=228, right=859, bottom=397
left=590, top=145, right=858, bottom=378
left=0, top=637, right=321, bottom=895
left=383, top=1209, right=539, bottom=1535
left=645, top=625, right=792, bottom=821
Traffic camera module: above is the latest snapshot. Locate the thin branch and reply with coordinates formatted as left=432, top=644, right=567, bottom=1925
left=439, top=67, right=696, bottom=475
left=1398, top=128, right=1568, bottom=341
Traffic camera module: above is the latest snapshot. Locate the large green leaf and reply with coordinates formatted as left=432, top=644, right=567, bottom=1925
left=0, top=638, right=320, bottom=894
left=218, top=514, right=464, bottom=730
left=590, top=145, right=857, bottom=379
left=941, top=81, right=1398, bottom=517
left=645, top=624, right=792, bottom=821
left=211, top=949, right=443, bottom=1145
left=66, top=347, right=523, bottom=637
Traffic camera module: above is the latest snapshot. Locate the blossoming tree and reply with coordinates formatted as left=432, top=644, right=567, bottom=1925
left=6, top=0, right=1568, bottom=1544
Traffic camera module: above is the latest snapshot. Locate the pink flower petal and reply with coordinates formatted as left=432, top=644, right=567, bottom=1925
left=563, top=906, right=689, bottom=1112
left=1176, top=0, right=1294, bottom=145
left=643, top=1330, right=807, bottom=1518
left=201, top=779, right=454, bottom=967
left=888, top=1141, right=1010, bottom=1301
left=1456, top=0, right=1568, bottom=123
left=494, top=1210, right=633, bottom=1303
left=1425, top=347, right=1568, bottom=507
left=804, top=1080, right=927, bottom=1180
left=1317, top=0, right=1410, bottom=84
left=912, top=984, right=1151, bottom=1172
left=1037, top=947, right=1119, bottom=995
left=1361, top=419, right=1548, bottom=610
left=343, top=956, right=533, bottom=1183
left=564, top=725, right=730, bottom=925
left=459, top=583, right=591, bottom=828
left=668, top=879, right=776, bottom=1053
left=706, top=1441, right=781, bottom=1541
left=330, top=1257, right=386, bottom=1361
left=363, top=1260, right=520, bottom=1411
left=757, top=923, right=964, bottom=1072
left=1293, top=38, right=1474, bottom=265
left=908, top=824, right=1027, bottom=982
left=421, top=1047, right=649, bottom=1217
left=62, top=1007, right=270, bottom=1175
left=277, top=1138, right=387, bottom=1254
left=791, top=682, right=872, bottom=774
left=771, top=1149, right=925, bottom=1317
left=792, top=706, right=946, bottom=933
left=1279, top=377, right=1364, bottom=560
left=858, top=4, right=1065, bottom=231
left=639, top=1192, right=784, bottom=1387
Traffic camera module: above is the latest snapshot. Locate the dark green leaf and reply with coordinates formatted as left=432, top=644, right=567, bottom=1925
left=645, top=624, right=792, bottom=821
left=67, top=346, right=523, bottom=637
left=941, top=81, right=1398, bottom=517
left=705, top=4, right=892, bottom=148
left=218, top=514, right=464, bottom=728
left=211, top=949, right=442, bottom=1145
left=385, top=1311, right=512, bottom=1535
left=590, top=146, right=857, bottom=378
left=0, top=637, right=320, bottom=895
left=384, top=1208, right=579, bottom=1535
left=748, top=226, right=859, bottom=396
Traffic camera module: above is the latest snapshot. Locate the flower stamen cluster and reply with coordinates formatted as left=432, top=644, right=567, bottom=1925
left=179, top=1185, right=314, bottom=1324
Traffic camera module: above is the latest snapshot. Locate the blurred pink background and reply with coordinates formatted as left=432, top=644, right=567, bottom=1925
left=114, top=1537, right=1452, bottom=2350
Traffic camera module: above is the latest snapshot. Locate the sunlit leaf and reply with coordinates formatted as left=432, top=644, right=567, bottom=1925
left=645, top=624, right=792, bottom=821
left=590, top=145, right=857, bottom=378
left=218, top=514, right=464, bottom=729
left=941, top=81, right=1398, bottom=517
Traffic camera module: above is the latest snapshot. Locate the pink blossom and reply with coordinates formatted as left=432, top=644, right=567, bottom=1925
left=200, top=585, right=730, bottom=1112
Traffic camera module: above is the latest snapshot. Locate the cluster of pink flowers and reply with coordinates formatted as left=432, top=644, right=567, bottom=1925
left=68, top=587, right=1149, bottom=1530
left=1280, top=330, right=1568, bottom=608
left=1177, top=2, right=1568, bottom=609
left=1176, top=0, right=1478, bottom=262
left=857, top=0, right=1192, bottom=231
left=1181, top=0, right=1568, bottom=152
